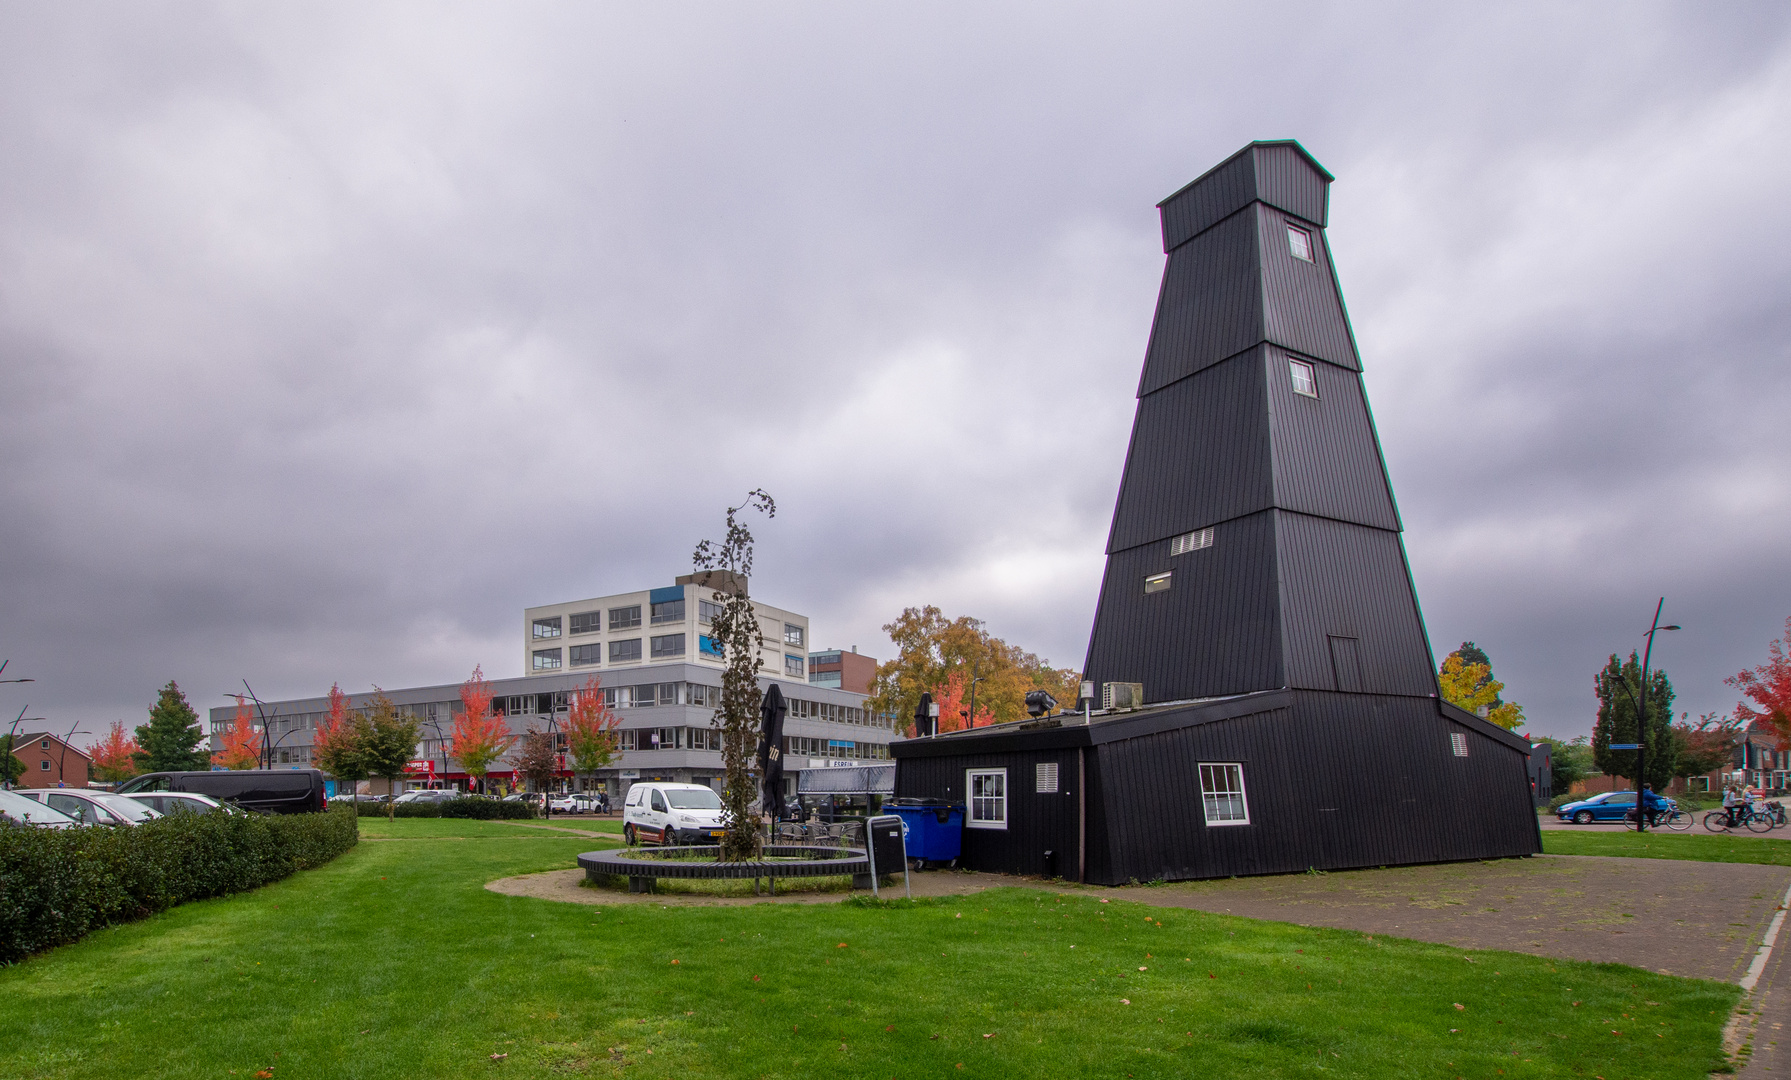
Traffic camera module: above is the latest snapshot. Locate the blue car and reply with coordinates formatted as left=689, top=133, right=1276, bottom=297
left=1557, top=790, right=1673, bottom=824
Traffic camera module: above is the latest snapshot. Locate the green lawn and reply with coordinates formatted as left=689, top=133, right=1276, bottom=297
left=1544, top=828, right=1791, bottom=866
left=0, top=832, right=1738, bottom=1079
left=357, top=817, right=622, bottom=840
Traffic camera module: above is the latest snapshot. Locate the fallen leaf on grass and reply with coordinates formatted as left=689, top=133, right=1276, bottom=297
left=489, top=1053, right=507, bottom=1061
left=254, top=1071, right=273, bottom=1079
left=982, top=1033, right=993, bottom=1039
left=1454, top=1004, right=1465, bottom=1011
left=837, top=942, right=849, bottom=948
left=671, top=959, right=679, bottom=965
left=752, top=975, right=761, bottom=981
left=1121, top=999, right=1131, bottom=1005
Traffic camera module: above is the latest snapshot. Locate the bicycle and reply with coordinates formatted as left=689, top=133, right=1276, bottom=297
left=1626, top=806, right=1691, bottom=831
left=1704, top=806, right=1775, bottom=833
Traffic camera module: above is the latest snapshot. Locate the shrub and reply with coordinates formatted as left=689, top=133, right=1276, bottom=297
left=440, top=797, right=535, bottom=820
left=0, top=804, right=356, bottom=965
left=354, top=801, right=442, bottom=818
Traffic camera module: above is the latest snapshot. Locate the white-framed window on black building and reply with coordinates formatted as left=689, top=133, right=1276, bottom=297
left=1289, top=358, right=1318, bottom=398
left=785, top=654, right=804, bottom=677
left=1286, top=224, right=1314, bottom=262
left=569, top=643, right=601, bottom=667
left=650, top=598, right=685, bottom=625
left=1199, top=763, right=1249, bottom=825
left=651, top=633, right=686, bottom=659
left=610, top=638, right=643, bottom=663
left=569, top=611, right=601, bottom=635
left=1170, top=527, right=1213, bottom=555
left=532, top=648, right=562, bottom=671
left=609, top=605, right=642, bottom=630
left=1144, top=571, right=1172, bottom=594
left=967, top=768, right=1007, bottom=829
left=532, top=616, right=562, bottom=639
left=1451, top=732, right=1469, bottom=757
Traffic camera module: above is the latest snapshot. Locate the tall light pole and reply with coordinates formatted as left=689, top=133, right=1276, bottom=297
left=1633, top=598, right=1681, bottom=833
left=966, top=665, right=985, bottom=731
left=238, top=681, right=279, bottom=770
left=58, top=721, right=89, bottom=787
left=4, top=706, right=45, bottom=790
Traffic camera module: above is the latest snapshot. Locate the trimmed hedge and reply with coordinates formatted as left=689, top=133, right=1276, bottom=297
left=353, top=798, right=536, bottom=820
left=0, top=804, right=357, bottom=965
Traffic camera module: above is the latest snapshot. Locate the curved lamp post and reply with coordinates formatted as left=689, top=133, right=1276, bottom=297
left=1632, top=598, right=1681, bottom=833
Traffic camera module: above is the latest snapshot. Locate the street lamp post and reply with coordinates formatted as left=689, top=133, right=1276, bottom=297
left=1632, top=598, right=1681, bottom=833
left=58, top=721, right=89, bottom=787
left=238, top=681, right=279, bottom=770
left=966, top=665, right=985, bottom=731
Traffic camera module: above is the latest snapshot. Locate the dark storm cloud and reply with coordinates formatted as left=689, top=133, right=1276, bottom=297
left=0, top=2, right=1786, bottom=741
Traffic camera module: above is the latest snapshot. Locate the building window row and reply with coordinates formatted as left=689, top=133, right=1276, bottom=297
left=532, top=616, right=562, bottom=639
left=650, top=598, right=686, bottom=625
left=783, top=736, right=890, bottom=761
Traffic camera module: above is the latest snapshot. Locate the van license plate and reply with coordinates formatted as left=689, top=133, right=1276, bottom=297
left=708, top=830, right=725, bottom=837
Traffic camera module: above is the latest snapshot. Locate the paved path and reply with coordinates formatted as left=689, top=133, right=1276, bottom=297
left=1540, top=815, right=1791, bottom=839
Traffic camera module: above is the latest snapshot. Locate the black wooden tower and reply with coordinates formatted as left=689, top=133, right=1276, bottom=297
left=891, top=141, right=1539, bottom=885
left=1083, top=140, right=1436, bottom=705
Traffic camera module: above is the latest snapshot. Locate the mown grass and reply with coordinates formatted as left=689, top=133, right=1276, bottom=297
left=0, top=831, right=1739, bottom=1079
left=1544, top=828, right=1791, bottom=866
left=357, top=817, right=621, bottom=840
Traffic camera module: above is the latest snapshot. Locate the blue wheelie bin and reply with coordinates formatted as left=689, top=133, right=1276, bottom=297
left=885, top=799, right=964, bottom=868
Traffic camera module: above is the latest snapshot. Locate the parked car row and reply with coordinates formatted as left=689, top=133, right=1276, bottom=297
left=0, top=787, right=242, bottom=828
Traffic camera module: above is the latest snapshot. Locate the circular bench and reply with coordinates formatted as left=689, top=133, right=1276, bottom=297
left=578, top=844, right=871, bottom=895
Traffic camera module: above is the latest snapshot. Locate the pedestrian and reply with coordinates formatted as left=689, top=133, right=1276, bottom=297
left=1724, top=783, right=1744, bottom=827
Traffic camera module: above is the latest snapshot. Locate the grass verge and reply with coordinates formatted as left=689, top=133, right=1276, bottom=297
left=1544, top=829, right=1791, bottom=866
left=357, top=817, right=623, bottom=841
left=0, top=833, right=1739, bottom=1079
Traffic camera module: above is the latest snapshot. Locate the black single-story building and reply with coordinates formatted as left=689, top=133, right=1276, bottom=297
left=895, top=690, right=1536, bottom=885
left=893, top=141, right=1541, bottom=882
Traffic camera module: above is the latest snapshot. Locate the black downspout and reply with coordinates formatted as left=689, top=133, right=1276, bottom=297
left=1077, top=746, right=1087, bottom=884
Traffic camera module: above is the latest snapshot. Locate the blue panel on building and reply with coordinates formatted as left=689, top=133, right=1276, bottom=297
left=649, top=586, right=683, bottom=605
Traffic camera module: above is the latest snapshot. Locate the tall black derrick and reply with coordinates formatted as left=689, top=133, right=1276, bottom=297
left=1082, top=141, right=1437, bottom=705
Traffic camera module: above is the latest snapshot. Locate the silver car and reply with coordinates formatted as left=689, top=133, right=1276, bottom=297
left=124, top=791, right=241, bottom=817
left=16, top=789, right=163, bottom=826
left=0, top=788, right=80, bottom=828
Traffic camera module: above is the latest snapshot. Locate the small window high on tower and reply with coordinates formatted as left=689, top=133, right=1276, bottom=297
left=1289, top=359, right=1318, bottom=398
left=1287, top=225, right=1314, bottom=261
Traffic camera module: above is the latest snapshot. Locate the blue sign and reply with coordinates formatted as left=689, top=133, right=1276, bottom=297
left=1609, top=743, right=1641, bottom=750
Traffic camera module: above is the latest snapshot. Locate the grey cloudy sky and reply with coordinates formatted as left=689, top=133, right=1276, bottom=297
left=2, top=2, right=1787, bottom=743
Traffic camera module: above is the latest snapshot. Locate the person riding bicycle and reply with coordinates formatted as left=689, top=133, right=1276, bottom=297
left=1638, top=786, right=1670, bottom=825
left=1724, top=784, right=1745, bottom=827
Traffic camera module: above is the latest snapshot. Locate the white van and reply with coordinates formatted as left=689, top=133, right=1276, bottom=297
left=623, top=782, right=727, bottom=845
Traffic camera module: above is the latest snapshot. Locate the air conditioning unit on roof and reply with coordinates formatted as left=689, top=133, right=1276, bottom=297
left=1102, top=682, right=1144, bottom=711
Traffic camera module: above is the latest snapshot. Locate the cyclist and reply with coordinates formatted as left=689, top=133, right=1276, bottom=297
left=1724, top=784, right=1746, bottom=828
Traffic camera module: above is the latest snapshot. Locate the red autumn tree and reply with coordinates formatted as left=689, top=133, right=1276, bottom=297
left=563, top=676, right=621, bottom=789
left=312, top=681, right=369, bottom=794
left=87, top=721, right=142, bottom=783
left=450, top=665, right=513, bottom=792
left=1729, top=615, right=1791, bottom=749
left=211, top=696, right=263, bottom=771
left=931, top=668, right=995, bottom=734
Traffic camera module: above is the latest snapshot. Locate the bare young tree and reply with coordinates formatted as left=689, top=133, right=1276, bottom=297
left=692, top=489, right=775, bottom=861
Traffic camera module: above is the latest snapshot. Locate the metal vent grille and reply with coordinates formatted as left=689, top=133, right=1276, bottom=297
left=1036, top=762, right=1059, bottom=793
left=1170, top=527, right=1214, bottom=555
left=1450, top=732, right=1469, bottom=758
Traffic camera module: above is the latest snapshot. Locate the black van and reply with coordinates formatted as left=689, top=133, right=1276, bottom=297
left=118, top=769, right=328, bottom=815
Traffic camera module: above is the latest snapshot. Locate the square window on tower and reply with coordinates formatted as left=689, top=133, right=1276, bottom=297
left=1286, top=225, right=1314, bottom=262
left=1144, top=572, right=1172, bottom=594
left=1289, top=359, right=1318, bottom=398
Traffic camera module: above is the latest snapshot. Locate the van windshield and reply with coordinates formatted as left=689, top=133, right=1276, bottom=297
left=666, top=788, right=722, bottom=810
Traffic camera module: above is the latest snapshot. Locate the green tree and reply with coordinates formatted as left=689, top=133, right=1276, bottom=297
left=0, top=733, right=25, bottom=786
left=1591, top=652, right=1676, bottom=790
left=1672, top=712, right=1741, bottom=782
left=132, top=681, right=211, bottom=773
left=692, top=489, right=775, bottom=861
left=1530, top=735, right=1592, bottom=792
left=359, top=689, right=422, bottom=820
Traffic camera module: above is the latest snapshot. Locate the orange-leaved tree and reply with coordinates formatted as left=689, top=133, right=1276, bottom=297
left=450, top=665, right=513, bottom=793
left=564, top=676, right=620, bottom=792
left=212, top=696, right=263, bottom=771
left=930, top=668, right=995, bottom=733
left=1729, top=615, right=1791, bottom=748
left=312, top=681, right=368, bottom=797
left=87, top=721, right=142, bottom=783
left=867, top=605, right=1080, bottom=735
